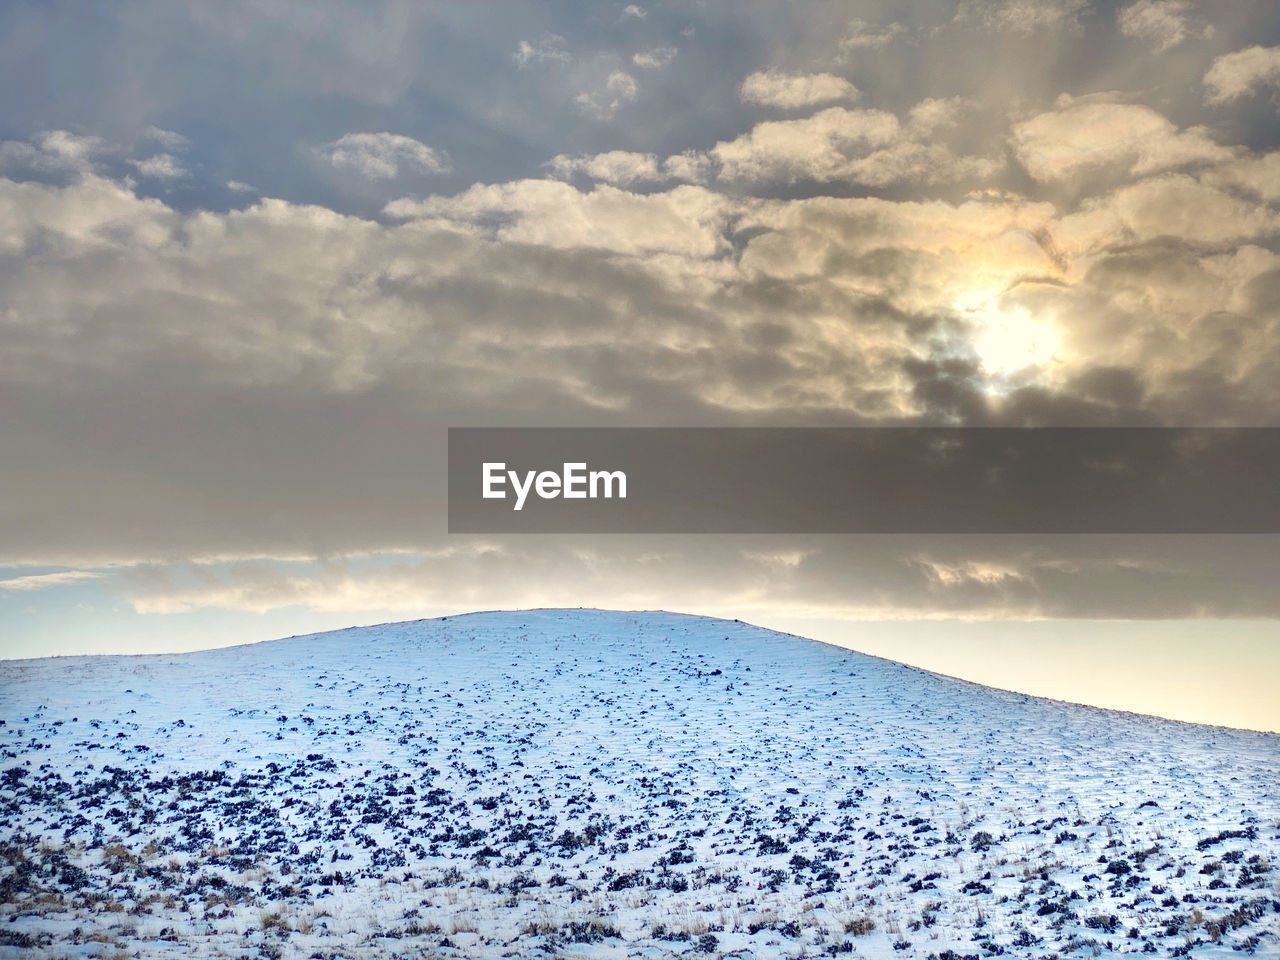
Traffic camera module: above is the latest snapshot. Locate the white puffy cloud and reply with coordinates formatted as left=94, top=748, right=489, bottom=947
left=36, top=130, right=111, bottom=164
left=0, top=171, right=178, bottom=256
left=712, top=107, right=898, bottom=181
left=0, top=130, right=114, bottom=178
left=1202, top=151, right=1280, bottom=201
left=711, top=106, right=1000, bottom=186
left=131, top=153, right=188, bottom=180
left=906, top=97, right=971, bottom=135
left=548, top=150, right=663, bottom=185
left=838, top=19, right=906, bottom=54
left=1102, top=175, right=1278, bottom=245
left=632, top=47, right=676, bottom=69
left=740, top=70, right=859, bottom=110
left=4, top=127, right=193, bottom=183
left=547, top=150, right=712, bottom=186
left=318, top=132, right=449, bottom=180
left=386, top=180, right=738, bottom=259
left=1118, top=0, right=1195, bottom=52
left=1053, top=175, right=1279, bottom=261
left=661, top=151, right=712, bottom=183
left=1011, top=101, right=1235, bottom=182
left=0, top=139, right=89, bottom=177
left=1204, top=45, right=1280, bottom=104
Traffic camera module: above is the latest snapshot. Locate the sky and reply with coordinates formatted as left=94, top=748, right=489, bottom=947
left=2, top=0, right=1279, bottom=731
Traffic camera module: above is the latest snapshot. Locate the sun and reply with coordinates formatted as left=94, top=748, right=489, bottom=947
left=961, top=295, right=1061, bottom=379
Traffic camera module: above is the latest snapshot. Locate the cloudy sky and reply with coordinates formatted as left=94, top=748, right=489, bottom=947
left=2, top=1, right=1279, bottom=730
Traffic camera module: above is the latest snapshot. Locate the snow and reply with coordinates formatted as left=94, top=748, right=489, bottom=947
left=1, top=609, right=1277, bottom=958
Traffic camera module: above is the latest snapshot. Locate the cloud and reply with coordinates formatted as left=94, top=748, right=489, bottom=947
left=1202, top=151, right=1280, bottom=201
left=0, top=570, right=103, bottom=591
left=111, top=536, right=1280, bottom=622
left=710, top=106, right=1000, bottom=186
left=548, top=150, right=663, bottom=185
left=661, top=151, right=712, bottom=183
left=513, top=33, right=572, bottom=68
left=1056, top=174, right=1279, bottom=253
left=621, top=5, right=646, bottom=21
left=954, top=0, right=1088, bottom=34
left=8, top=145, right=1273, bottom=454
left=0, top=130, right=114, bottom=178
left=3, top=112, right=1280, bottom=583
left=906, top=97, right=972, bottom=134
left=0, top=139, right=90, bottom=177
left=574, top=70, right=638, bottom=120
left=1204, top=45, right=1280, bottom=104
left=740, top=70, right=860, bottom=110
left=838, top=19, right=906, bottom=54
left=131, top=153, right=188, bottom=180
left=632, top=47, right=676, bottom=70
left=711, top=107, right=898, bottom=181
left=36, top=130, right=111, bottom=164
left=1115, top=175, right=1278, bottom=243
left=734, top=193, right=1061, bottom=319
left=1118, top=0, right=1195, bottom=52
left=318, top=132, right=450, bottom=180
left=1011, top=101, right=1235, bottom=182
left=548, top=150, right=710, bottom=186
left=141, top=126, right=190, bottom=152
left=386, top=179, right=737, bottom=259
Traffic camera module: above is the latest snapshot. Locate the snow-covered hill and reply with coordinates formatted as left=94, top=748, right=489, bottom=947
left=1, top=609, right=1277, bottom=959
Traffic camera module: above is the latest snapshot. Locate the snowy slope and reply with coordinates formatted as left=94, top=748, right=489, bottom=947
left=0, top=609, right=1277, bottom=959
